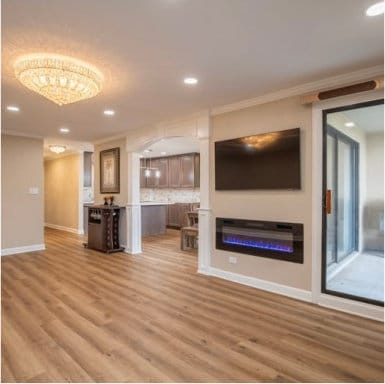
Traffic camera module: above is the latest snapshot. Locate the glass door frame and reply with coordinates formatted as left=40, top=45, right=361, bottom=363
left=321, top=98, right=384, bottom=306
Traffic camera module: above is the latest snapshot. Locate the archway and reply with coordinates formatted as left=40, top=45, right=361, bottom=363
left=124, top=113, right=212, bottom=273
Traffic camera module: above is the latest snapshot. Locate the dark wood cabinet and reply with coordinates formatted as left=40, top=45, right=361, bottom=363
left=168, top=156, right=181, bottom=188
left=157, top=158, right=169, bottom=188
left=167, top=204, right=180, bottom=227
left=141, top=153, right=199, bottom=189
left=140, top=158, right=147, bottom=188
left=86, top=206, right=124, bottom=253
left=180, top=154, right=200, bottom=188
left=146, top=158, right=159, bottom=188
left=167, top=203, right=200, bottom=228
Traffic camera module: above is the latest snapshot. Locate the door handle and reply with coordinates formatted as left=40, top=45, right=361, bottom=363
left=326, top=189, right=332, bottom=214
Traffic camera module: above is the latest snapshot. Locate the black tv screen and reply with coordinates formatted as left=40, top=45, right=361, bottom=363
left=215, top=128, right=301, bottom=190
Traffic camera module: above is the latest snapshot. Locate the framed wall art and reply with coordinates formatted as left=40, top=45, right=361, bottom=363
left=100, top=147, right=120, bottom=194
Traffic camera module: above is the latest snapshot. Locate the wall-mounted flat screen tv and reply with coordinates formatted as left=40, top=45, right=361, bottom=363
left=215, top=128, right=301, bottom=190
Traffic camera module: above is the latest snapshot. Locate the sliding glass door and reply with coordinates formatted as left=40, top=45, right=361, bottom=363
left=325, top=127, right=358, bottom=265
left=322, top=99, right=384, bottom=305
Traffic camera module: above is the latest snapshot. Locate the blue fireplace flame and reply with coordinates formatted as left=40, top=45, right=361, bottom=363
left=223, top=236, right=293, bottom=253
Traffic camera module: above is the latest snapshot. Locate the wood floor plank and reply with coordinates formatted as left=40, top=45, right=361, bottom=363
left=1, top=228, right=384, bottom=382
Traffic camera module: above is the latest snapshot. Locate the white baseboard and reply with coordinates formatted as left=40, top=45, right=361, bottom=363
left=1, top=244, right=46, bottom=256
left=45, top=223, right=82, bottom=234
left=203, top=266, right=312, bottom=302
left=318, top=293, right=384, bottom=322
left=199, top=266, right=383, bottom=321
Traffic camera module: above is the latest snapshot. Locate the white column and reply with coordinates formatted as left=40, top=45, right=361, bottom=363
left=78, top=150, right=85, bottom=235
left=126, top=151, right=142, bottom=254
left=198, top=136, right=212, bottom=274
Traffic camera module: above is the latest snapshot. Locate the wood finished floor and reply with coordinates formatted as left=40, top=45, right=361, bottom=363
left=1, top=228, right=384, bottom=383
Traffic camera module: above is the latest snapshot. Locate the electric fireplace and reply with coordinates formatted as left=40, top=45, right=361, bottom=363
left=216, top=218, right=303, bottom=263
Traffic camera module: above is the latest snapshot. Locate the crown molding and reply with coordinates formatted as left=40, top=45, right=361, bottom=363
left=211, top=65, right=384, bottom=116
left=1, top=129, right=44, bottom=139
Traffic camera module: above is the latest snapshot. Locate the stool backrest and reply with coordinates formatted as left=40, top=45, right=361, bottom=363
left=186, top=211, right=199, bottom=227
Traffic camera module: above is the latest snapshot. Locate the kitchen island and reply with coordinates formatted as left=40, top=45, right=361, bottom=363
left=141, top=202, right=170, bottom=237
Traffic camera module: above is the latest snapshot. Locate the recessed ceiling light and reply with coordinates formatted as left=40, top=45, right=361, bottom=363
left=143, top=149, right=152, bottom=153
left=366, top=1, right=385, bottom=16
left=183, top=77, right=198, bottom=85
left=59, top=127, right=70, bottom=134
left=161, top=151, right=167, bottom=155
left=345, top=122, right=355, bottom=127
left=104, top=109, right=115, bottom=116
left=7, top=105, right=20, bottom=112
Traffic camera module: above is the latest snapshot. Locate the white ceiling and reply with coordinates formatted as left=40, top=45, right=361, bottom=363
left=2, top=0, right=384, bottom=142
left=342, top=104, right=384, bottom=133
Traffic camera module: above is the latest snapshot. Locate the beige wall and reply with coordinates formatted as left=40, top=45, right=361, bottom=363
left=366, top=132, right=384, bottom=202
left=210, top=96, right=313, bottom=290
left=94, top=138, right=127, bottom=206
left=44, top=154, right=80, bottom=230
left=1, top=135, right=44, bottom=249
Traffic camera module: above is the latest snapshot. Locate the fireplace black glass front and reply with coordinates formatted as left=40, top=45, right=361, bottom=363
left=216, top=218, right=303, bottom=263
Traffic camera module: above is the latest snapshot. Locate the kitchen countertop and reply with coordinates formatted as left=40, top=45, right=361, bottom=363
left=140, top=201, right=171, bottom=206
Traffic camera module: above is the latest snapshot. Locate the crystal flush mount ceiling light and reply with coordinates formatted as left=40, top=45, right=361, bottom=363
left=49, top=145, right=66, bottom=154
left=14, top=53, right=104, bottom=105
left=366, top=1, right=385, bottom=16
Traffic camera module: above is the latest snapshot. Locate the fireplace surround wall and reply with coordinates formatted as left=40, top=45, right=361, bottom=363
left=216, top=218, right=304, bottom=263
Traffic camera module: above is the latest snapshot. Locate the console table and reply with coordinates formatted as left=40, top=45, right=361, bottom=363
left=85, top=205, right=124, bottom=253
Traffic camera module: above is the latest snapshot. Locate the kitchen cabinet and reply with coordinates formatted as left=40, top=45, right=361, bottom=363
left=168, top=153, right=200, bottom=189
left=168, top=156, right=181, bottom=188
left=157, top=158, right=169, bottom=188
left=141, top=153, right=200, bottom=189
left=167, top=204, right=180, bottom=227
left=145, top=158, right=159, bottom=188
left=180, top=154, right=200, bottom=188
left=167, top=203, right=200, bottom=228
left=140, top=158, right=147, bottom=188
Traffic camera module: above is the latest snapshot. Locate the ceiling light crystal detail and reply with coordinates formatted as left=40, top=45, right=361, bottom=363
left=49, top=145, right=66, bottom=154
left=366, top=1, right=385, bottom=16
left=14, top=54, right=103, bottom=105
left=184, top=77, right=198, bottom=85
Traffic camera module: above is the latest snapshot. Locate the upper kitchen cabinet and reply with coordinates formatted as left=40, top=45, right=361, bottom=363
left=180, top=153, right=200, bottom=188
left=157, top=157, right=169, bottom=188
left=141, top=153, right=200, bottom=189
left=146, top=158, right=159, bottom=188
left=168, top=153, right=200, bottom=189
left=168, top=156, right=181, bottom=188
left=140, top=158, right=147, bottom=188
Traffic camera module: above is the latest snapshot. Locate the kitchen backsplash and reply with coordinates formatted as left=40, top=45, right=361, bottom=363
left=141, top=188, right=200, bottom=203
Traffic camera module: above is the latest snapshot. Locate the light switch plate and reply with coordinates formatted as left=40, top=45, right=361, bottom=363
left=229, top=256, right=238, bottom=264
left=28, top=187, right=39, bottom=195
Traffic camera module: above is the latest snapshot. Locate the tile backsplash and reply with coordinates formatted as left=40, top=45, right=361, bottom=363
left=141, top=188, right=200, bottom=203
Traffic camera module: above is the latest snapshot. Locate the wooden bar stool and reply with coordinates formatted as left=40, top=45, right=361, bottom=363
left=181, top=211, right=199, bottom=250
